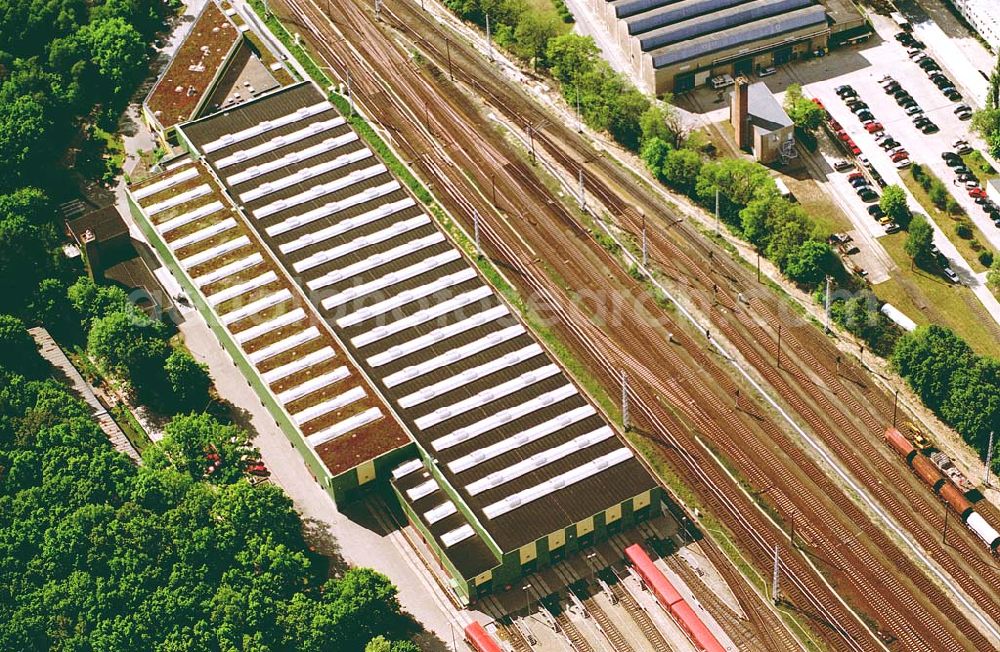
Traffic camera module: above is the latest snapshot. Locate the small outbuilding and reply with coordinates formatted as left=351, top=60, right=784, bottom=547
left=731, top=78, right=795, bottom=164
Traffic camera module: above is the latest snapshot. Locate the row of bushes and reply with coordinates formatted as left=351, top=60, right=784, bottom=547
left=911, top=162, right=962, bottom=215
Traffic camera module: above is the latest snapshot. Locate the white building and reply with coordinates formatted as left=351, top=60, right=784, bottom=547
left=950, top=0, right=1000, bottom=52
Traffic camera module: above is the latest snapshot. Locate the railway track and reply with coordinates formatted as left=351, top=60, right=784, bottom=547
left=664, top=556, right=764, bottom=652
left=263, top=0, right=997, bottom=648
left=605, top=575, right=673, bottom=651
left=580, top=594, right=634, bottom=652
left=552, top=609, right=595, bottom=652
left=494, top=620, right=532, bottom=652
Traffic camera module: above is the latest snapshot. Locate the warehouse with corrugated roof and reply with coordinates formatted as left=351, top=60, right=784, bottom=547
left=127, top=81, right=664, bottom=604
left=589, top=0, right=865, bottom=94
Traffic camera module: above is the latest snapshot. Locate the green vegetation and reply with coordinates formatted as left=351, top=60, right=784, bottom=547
left=783, top=84, right=825, bottom=132
left=827, top=289, right=901, bottom=357
left=893, top=326, right=1000, bottom=469
left=879, top=184, right=911, bottom=228
left=905, top=165, right=995, bottom=272
left=904, top=214, right=935, bottom=268
left=0, top=335, right=415, bottom=649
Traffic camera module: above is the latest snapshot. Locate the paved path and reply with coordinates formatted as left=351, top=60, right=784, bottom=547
left=29, top=327, right=142, bottom=463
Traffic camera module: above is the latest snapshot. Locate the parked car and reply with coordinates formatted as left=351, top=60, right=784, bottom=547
left=896, top=158, right=912, bottom=169
left=919, top=58, right=940, bottom=71
left=905, top=105, right=923, bottom=116
left=885, top=222, right=901, bottom=234
left=868, top=204, right=884, bottom=217
left=965, top=180, right=980, bottom=189
left=860, top=189, right=879, bottom=203
left=857, top=110, right=875, bottom=122
left=848, top=171, right=865, bottom=181
left=921, top=122, right=940, bottom=134
left=866, top=122, right=884, bottom=133
left=892, top=151, right=910, bottom=162
left=851, top=177, right=869, bottom=188
left=943, top=267, right=960, bottom=283
left=942, top=151, right=959, bottom=161
left=944, top=89, right=963, bottom=101
left=833, top=159, right=854, bottom=171
left=880, top=138, right=900, bottom=150
left=885, top=82, right=901, bottom=94
left=969, top=187, right=986, bottom=199
left=851, top=103, right=870, bottom=114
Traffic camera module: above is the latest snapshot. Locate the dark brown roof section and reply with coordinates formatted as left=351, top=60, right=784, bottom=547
left=145, top=1, right=241, bottom=130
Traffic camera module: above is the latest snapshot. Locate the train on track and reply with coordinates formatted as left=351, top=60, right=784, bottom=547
left=885, top=427, right=1000, bottom=552
left=463, top=622, right=502, bottom=652
left=625, top=543, right=725, bottom=652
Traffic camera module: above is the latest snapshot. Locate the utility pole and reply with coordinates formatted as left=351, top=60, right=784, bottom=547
left=473, top=209, right=481, bottom=258
left=576, top=87, right=582, bottom=133
left=446, top=38, right=453, bottom=81
left=776, top=324, right=782, bottom=369
left=529, top=125, right=536, bottom=163
left=486, top=14, right=493, bottom=61
left=772, top=544, right=781, bottom=604
left=621, top=370, right=629, bottom=431
left=756, top=248, right=761, bottom=283
left=985, top=430, right=995, bottom=486
left=578, top=168, right=585, bottom=209
left=491, top=174, right=497, bottom=206
left=824, top=276, right=831, bottom=333
left=892, top=389, right=900, bottom=428
left=375, top=0, right=381, bottom=15
left=714, top=188, right=720, bottom=235
left=943, top=506, right=949, bottom=544
left=346, top=69, right=354, bottom=117
left=641, top=217, right=648, bottom=267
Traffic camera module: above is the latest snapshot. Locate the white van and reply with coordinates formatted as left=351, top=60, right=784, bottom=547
left=757, top=66, right=777, bottom=77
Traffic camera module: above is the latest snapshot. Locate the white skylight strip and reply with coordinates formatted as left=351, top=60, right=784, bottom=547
left=169, top=218, right=238, bottom=250
left=306, top=407, right=382, bottom=448
left=279, top=198, right=416, bottom=254
left=277, top=367, right=350, bottom=404
left=407, top=479, right=439, bottom=502
left=293, top=386, right=366, bottom=425
left=431, top=384, right=578, bottom=451
left=449, top=405, right=597, bottom=474
left=208, top=271, right=278, bottom=306
left=247, top=327, right=321, bottom=364
left=203, top=101, right=333, bottom=153
left=384, top=324, right=526, bottom=388
left=321, top=250, right=461, bottom=311
left=239, top=149, right=373, bottom=203
left=367, top=305, right=510, bottom=368
left=466, top=427, right=615, bottom=496
left=235, top=307, right=306, bottom=344
left=262, top=346, right=336, bottom=384
left=338, top=268, right=478, bottom=328
left=255, top=164, right=388, bottom=218
left=400, top=343, right=543, bottom=409
left=293, top=215, right=431, bottom=274
left=158, top=201, right=225, bottom=234
left=441, top=524, right=475, bottom=548
left=221, top=289, right=293, bottom=325
left=180, top=235, right=251, bottom=269
left=351, top=285, right=493, bottom=349
left=415, top=364, right=561, bottom=430
left=392, top=459, right=424, bottom=480
left=265, top=181, right=401, bottom=236
left=145, top=184, right=212, bottom=215
left=215, top=118, right=347, bottom=169
left=306, top=233, right=446, bottom=292
left=133, top=166, right=199, bottom=199
left=228, top=133, right=360, bottom=185
left=483, top=448, right=634, bottom=519
left=195, top=253, right=264, bottom=287
left=424, top=501, right=458, bottom=525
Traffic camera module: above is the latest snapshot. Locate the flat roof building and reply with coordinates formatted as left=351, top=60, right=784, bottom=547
left=126, top=82, right=662, bottom=604
left=950, top=0, right=1000, bottom=52
left=589, top=0, right=865, bottom=94
left=142, top=1, right=288, bottom=148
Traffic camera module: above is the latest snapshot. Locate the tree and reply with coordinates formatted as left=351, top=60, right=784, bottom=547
left=511, top=12, right=559, bottom=69
left=608, top=87, right=651, bottom=152
left=941, top=357, right=1000, bottom=455
left=164, top=349, right=212, bottom=411
left=144, top=413, right=249, bottom=484
left=366, top=636, right=420, bottom=652
left=695, top=159, right=776, bottom=226
left=660, top=147, right=702, bottom=196
left=640, top=137, right=670, bottom=179
left=879, top=184, right=910, bottom=227
left=892, top=325, right=974, bottom=411
left=904, top=214, right=934, bottom=268
left=783, top=240, right=836, bottom=287
left=86, top=309, right=170, bottom=394
left=783, top=83, right=825, bottom=132
left=545, top=33, right=598, bottom=85
left=68, top=277, right=133, bottom=329
left=988, top=258, right=1000, bottom=290
left=639, top=100, right=685, bottom=149
left=29, top=278, right=80, bottom=341
left=0, top=314, right=45, bottom=377
left=972, top=108, right=1000, bottom=158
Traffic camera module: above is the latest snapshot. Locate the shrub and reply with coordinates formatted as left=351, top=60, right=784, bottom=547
left=980, top=250, right=994, bottom=267
left=955, top=222, right=973, bottom=239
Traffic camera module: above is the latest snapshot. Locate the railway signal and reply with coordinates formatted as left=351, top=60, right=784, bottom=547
left=578, top=168, right=585, bottom=210
left=824, top=276, right=831, bottom=334
left=641, top=217, right=648, bottom=266
left=485, top=14, right=493, bottom=61
left=473, top=209, right=481, bottom=258
left=621, top=370, right=630, bottom=431
left=714, top=189, right=720, bottom=236
left=892, top=388, right=900, bottom=428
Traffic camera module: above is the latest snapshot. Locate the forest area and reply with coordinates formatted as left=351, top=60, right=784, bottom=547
left=0, top=0, right=420, bottom=648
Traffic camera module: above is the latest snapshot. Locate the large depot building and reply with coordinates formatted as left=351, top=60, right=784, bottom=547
left=590, top=0, right=866, bottom=94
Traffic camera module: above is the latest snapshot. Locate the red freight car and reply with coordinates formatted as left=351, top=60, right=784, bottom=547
left=625, top=544, right=683, bottom=608
left=911, top=454, right=947, bottom=492
left=464, top=622, right=502, bottom=652
left=884, top=427, right=917, bottom=463
left=671, top=600, right=725, bottom=652
left=939, top=481, right=974, bottom=520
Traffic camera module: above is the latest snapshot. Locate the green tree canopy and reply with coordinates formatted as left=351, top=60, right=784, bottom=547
left=904, top=214, right=934, bottom=268
left=164, top=349, right=212, bottom=411
left=695, top=158, right=776, bottom=227
left=660, top=147, right=702, bottom=196
left=879, top=184, right=910, bottom=227
left=941, top=357, right=1000, bottom=456
left=892, top=325, right=975, bottom=410
left=0, top=314, right=45, bottom=377
left=783, top=240, right=837, bottom=287
left=783, top=83, right=825, bottom=132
